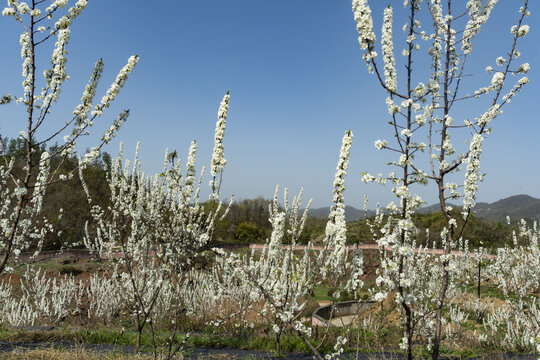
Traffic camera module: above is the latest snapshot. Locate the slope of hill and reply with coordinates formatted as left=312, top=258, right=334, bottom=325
left=308, top=195, right=540, bottom=222
left=473, top=194, right=540, bottom=222
left=408, top=194, right=540, bottom=222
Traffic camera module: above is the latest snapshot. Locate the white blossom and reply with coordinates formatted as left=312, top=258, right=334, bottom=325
left=401, top=128, right=412, bottom=137
left=517, top=63, right=530, bottom=74
left=93, top=55, right=139, bottom=117
left=210, top=92, right=230, bottom=177
left=374, top=139, right=387, bottom=150
left=352, top=0, right=377, bottom=72
left=491, top=72, right=504, bottom=87
left=511, top=24, right=529, bottom=37
left=462, top=134, right=483, bottom=214
left=462, top=0, right=498, bottom=54
left=381, top=6, right=397, bottom=91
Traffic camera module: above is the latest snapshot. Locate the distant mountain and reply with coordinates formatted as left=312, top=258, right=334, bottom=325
left=472, top=195, right=540, bottom=222
left=309, top=195, right=540, bottom=222
left=417, top=194, right=540, bottom=222
left=410, top=194, right=540, bottom=222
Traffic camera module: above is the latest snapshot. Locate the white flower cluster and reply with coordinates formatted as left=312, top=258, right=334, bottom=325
left=462, top=0, right=498, bottom=54
left=462, top=134, right=483, bottom=215
left=374, top=139, right=387, bottom=150
left=46, top=0, right=69, bottom=12
left=1, top=7, right=16, bottom=17
left=99, top=109, right=129, bottom=145
left=19, top=31, right=32, bottom=98
left=352, top=0, right=377, bottom=72
left=487, top=220, right=540, bottom=353
left=42, top=28, right=71, bottom=107
left=93, top=55, right=139, bottom=117
left=210, top=92, right=230, bottom=177
left=325, top=335, right=348, bottom=359
left=30, top=152, right=51, bottom=214
left=73, top=59, right=103, bottom=124
left=323, top=130, right=353, bottom=275
left=381, top=7, right=397, bottom=91
left=54, top=0, right=87, bottom=30
left=475, top=104, right=501, bottom=127
left=491, top=71, right=504, bottom=87
left=517, top=62, right=530, bottom=74
left=385, top=97, right=399, bottom=114
left=184, top=140, right=198, bottom=201
left=0, top=267, right=84, bottom=327
left=511, top=24, right=529, bottom=37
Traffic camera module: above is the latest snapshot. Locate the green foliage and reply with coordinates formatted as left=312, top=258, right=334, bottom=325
left=327, top=288, right=355, bottom=302
left=41, top=151, right=111, bottom=250
left=297, top=216, right=326, bottom=244
left=0, top=136, right=112, bottom=251
left=346, top=219, right=374, bottom=244
left=3, top=137, right=46, bottom=162
left=212, top=197, right=325, bottom=244
left=345, top=209, right=515, bottom=249
left=412, top=210, right=513, bottom=249
left=235, top=222, right=265, bottom=243
left=58, top=265, right=84, bottom=276
left=212, top=197, right=271, bottom=242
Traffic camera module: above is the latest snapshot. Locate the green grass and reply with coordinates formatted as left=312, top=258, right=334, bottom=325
left=59, top=264, right=84, bottom=276
left=312, top=285, right=334, bottom=301
left=0, top=326, right=323, bottom=355
left=0, top=324, right=534, bottom=359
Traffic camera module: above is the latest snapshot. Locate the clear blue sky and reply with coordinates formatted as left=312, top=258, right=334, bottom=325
left=1, top=1, right=539, bottom=208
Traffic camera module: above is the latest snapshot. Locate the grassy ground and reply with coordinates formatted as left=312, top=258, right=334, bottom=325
left=0, top=326, right=334, bottom=356
left=0, top=348, right=153, bottom=360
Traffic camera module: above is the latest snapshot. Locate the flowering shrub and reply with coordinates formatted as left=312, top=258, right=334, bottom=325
left=487, top=219, right=540, bottom=353
left=0, top=267, right=84, bottom=326
left=80, top=92, right=232, bottom=355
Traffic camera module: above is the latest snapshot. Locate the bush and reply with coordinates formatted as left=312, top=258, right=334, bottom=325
left=235, top=222, right=265, bottom=243
left=59, top=265, right=84, bottom=276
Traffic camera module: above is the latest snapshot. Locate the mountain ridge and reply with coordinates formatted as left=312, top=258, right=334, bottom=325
left=308, top=194, right=540, bottom=222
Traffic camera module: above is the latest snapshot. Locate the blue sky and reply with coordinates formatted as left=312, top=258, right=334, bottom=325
left=1, top=1, right=539, bottom=208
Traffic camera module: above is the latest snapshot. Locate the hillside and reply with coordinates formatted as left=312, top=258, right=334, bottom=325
left=473, top=194, right=540, bottom=222
left=309, top=195, right=540, bottom=222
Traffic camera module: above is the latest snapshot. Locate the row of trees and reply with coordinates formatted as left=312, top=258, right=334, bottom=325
left=0, top=138, right=514, bottom=249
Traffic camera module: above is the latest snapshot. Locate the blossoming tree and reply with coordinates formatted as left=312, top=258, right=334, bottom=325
left=81, top=93, right=232, bottom=353
left=213, top=130, right=361, bottom=360
left=488, top=219, right=540, bottom=353
left=0, top=0, right=138, bottom=275
left=351, top=0, right=530, bottom=358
